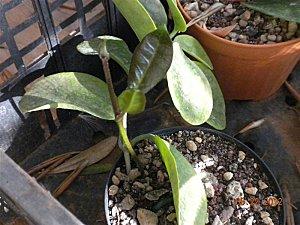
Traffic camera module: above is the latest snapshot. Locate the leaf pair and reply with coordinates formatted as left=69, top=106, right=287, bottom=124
left=113, top=0, right=187, bottom=40
left=168, top=35, right=226, bottom=129
left=20, top=29, right=173, bottom=118
left=132, top=134, right=207, bottom=225
left=120, top=29, right=173, bottom=114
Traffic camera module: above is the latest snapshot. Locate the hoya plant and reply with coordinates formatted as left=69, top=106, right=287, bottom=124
left=19, top=1, right=226, bottom=225
left=77, top=0, right=226, bottom=130
left=20, top=31, right=207, bottom=225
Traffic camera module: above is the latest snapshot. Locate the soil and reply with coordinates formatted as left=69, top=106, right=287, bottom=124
left=107, top=129, right=283, bottom=225
left=180, top=0, right=299, bottom=44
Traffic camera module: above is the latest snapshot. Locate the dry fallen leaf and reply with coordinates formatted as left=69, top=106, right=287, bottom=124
left=285, top=81, right=300, bottom=102
left=28, top=152, right=79, bottom=175
left=53, top=160, right=89, bottom=198
left=235, top=118, right=266, bottom=136
left=187, top=3, right=225, bottom=27
left=50, top=136, right=117, bottom=173
left=210, top=24, right=237, bottom=38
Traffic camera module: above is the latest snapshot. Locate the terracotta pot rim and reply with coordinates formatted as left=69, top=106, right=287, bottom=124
left=177, top=0, right=300, bottom=49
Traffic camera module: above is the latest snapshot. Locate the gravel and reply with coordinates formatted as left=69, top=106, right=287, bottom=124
left=181, top=0, right=299, bottom=44
left=107, top=130, right=282, bottom=225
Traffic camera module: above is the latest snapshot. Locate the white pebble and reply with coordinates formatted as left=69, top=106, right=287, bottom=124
left=245, top=187, right=258, bottom=195
left=267, top=34, right=277, bottom=42
left=238, top=151, right=246, bottom=162
left=262, top=217, right=274, bottom=225
left=240, top=200, right=251, bottom=209
left=258, top=180, right=268, bottom=190
left=260, top=211, right=270, bottom=219
left=204, top=182, right=215, bottom=198
left=195, top=137, right=203, bottom=143
left=3, top=206, right=9, bottom=213
left=112, top=175, right=120, bottom=185
left=223, top=172, right=234, bottom=181
left=245, top=216, right=254, bottom=225
left=109, top=185, right=119, bottom=196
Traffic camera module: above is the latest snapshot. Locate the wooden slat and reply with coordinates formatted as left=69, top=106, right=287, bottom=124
left=0, top=151, right=84, bottom=225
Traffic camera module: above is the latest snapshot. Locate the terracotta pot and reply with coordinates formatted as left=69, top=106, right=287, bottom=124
left=177, top=0, right=300, bottom=100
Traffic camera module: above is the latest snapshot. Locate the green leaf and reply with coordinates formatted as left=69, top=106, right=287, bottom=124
left=132, top=134, right=207, bottom=225
left=166, top=0, right=187, bottom=34
left=19, top=72, right=114, bottom=120
left=113, top=0, right=157, bottom=40
left=118, top=89, right=146, bottom=114
left=174, top=35, right=213, bottom=70
left=167, top=43, right=213, bottom=125
left=128, top=29, right=173, bottom=93
left=242, top=0, right=300, bottom=23
left=139, top=0, right=168, bottom=28
left=77, top=36, right=132, bottom=74
left=194, top=61, right=226, bottom=130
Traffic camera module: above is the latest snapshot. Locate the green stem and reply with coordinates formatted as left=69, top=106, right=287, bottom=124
left=117, top=120, right=137, bottom=158
left=170, top=29, right=178, bottom=39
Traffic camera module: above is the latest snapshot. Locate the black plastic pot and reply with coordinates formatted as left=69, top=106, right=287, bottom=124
left=104, top=126, right=286, bottom=225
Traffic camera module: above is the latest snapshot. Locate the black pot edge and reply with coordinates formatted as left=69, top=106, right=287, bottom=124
left=104, top=126, right=286, bottom=225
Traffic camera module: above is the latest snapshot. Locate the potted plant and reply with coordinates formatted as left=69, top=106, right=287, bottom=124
left=18, top=1, right=284, bottom=225
left=177, top=0, right=300, bottom=100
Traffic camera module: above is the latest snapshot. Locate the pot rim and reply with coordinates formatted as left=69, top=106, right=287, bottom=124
left=176, top=0, right=300, bottom=49
left=104, top=126, right=286, bottom=225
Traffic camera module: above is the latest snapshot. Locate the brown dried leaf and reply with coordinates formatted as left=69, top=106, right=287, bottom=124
left=53, top=160, right=89, bottom=198
left=285, top=81, right=300, bottom=102
left=27, top=152, right=79, bottom=175
left=210, top=24, right=237, bottom=38
left=235, top=118, right=265, bottom=136
left=50, top=136, right=117, bottom=174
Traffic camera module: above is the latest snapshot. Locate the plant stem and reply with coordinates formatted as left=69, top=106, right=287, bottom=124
left=100, top=56, right=121, bottom=118
left=99, top=40, right=141, bottom=173
left=169, top=29, right=178, bottom=39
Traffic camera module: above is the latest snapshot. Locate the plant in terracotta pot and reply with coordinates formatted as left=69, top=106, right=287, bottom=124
left=177, top=0, right=300, bottom=100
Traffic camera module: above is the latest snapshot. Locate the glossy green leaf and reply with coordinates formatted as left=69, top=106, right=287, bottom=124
left=166, top=0, right=187, bottom=34
left=175, top=35, right=213, bottom=70
left=19, top=72, right=114, bottom=120
left=128, top=29, right=173, bottom=93
left=77, top=36, right=132, bottom=74
left=194, top=61, right=226, bottom=130
left=113, top=0, right=157, bottom=40
left=167, top=43, right=213, bottom=125
left=118, top=89, right=146, bottom=114
left=242, top=0, right=300, bottom=23
left=132, top=134, right=207, bottom=225
left=139, top=0, right=168, bottom=28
